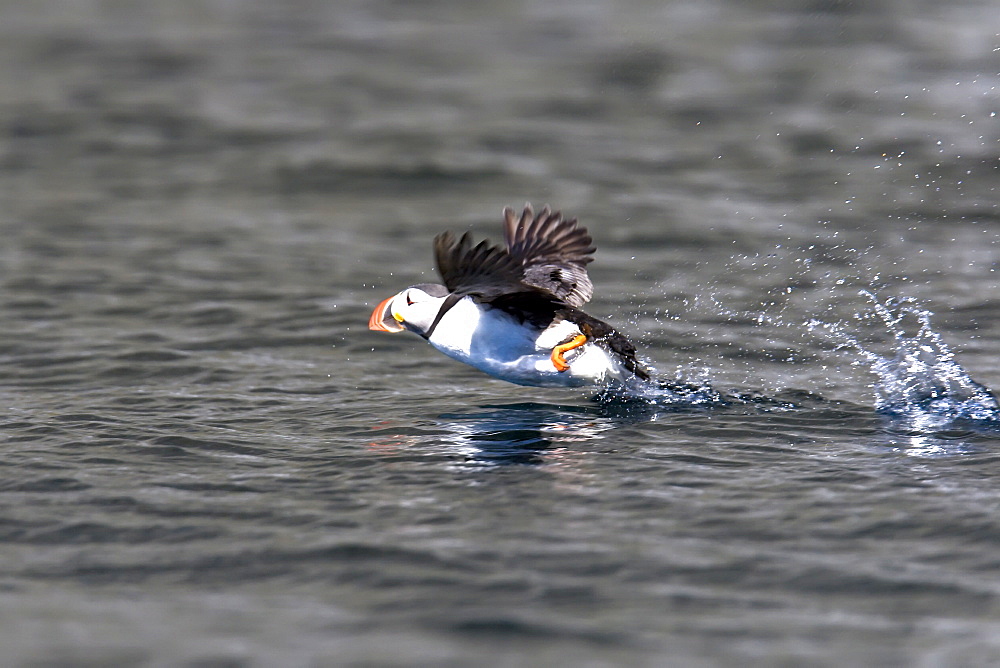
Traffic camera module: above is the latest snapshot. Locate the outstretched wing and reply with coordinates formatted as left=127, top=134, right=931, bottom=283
left=503, top=204, right=595, bottom=307
left=433, top=204, right=597, bottom=308
left=433, top=230, right=524, bottom=299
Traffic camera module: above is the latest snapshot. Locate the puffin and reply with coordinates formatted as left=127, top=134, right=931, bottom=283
left=367, top=204, right=651, bottom=387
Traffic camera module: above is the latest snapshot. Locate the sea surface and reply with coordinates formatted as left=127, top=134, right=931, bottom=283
left=2, top=1, right=1000, bottom=666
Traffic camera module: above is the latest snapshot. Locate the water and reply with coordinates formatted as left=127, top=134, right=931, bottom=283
left=2, top=1, right=1000, bottom=665
left=809, top=292, right=1000, bottom=429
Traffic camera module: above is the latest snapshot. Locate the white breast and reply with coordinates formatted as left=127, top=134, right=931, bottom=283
left=425, top=297, right=630, bottom=387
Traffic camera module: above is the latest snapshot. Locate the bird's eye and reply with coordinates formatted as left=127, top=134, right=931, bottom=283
left=406, top=294, right=415, bottom=306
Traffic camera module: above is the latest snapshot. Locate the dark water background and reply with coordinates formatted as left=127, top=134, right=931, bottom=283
left=2, top=1, right=1000, bottom=665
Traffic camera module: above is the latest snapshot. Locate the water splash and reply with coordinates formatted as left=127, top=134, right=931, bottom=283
left=809, top=291, right=1000, bottom=430
left=595, top=376, right=726, bottom=407
left=597, top=290, right=811, bottom=411
left=593, top=373, right=809, bottom=414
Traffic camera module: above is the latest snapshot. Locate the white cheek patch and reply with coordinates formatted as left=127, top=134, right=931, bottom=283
left=392, top=291, right=452, bottom=335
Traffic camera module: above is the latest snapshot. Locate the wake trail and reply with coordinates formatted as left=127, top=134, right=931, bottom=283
left=598, top=290, right=1000, bottom=432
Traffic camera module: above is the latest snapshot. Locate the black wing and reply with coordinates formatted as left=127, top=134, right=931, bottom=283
left=433, top=230, right=525, bottom=300
left=503, top=204, right=595, bottom=307
left=434, top=230, right=563, bottom=327
left=433, top=204, right=596, bottom=308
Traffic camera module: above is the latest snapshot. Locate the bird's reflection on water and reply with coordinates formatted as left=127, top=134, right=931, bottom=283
left=436, top=402, right=625, bottom=467
left=433, top=388, right=739, bottom=468
left=365, top=391, right=726, bottom=469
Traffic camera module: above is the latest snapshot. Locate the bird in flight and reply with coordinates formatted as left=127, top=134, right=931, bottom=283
left=368, top=204, right=650, bottom=387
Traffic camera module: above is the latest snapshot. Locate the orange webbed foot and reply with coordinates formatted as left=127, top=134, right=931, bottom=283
left=551, top=333, right=588, bottom=372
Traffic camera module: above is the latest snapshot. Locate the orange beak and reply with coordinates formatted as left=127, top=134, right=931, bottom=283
left=368, top=295, right=405, bottom=332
